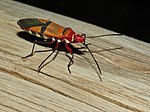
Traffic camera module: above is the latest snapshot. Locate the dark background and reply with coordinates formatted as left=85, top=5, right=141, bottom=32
left=15, top=0, right=150, bottom=43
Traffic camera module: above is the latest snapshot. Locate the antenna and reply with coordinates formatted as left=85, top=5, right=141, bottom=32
left=87, top=33, right=123, bottom=38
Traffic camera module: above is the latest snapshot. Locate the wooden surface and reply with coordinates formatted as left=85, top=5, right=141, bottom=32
left=0, top=0, right=150, bottom=112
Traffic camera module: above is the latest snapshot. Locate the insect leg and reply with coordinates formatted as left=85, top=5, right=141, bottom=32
left=65, top=41, right=74, bottom=73
left=65, top=53, right=74, bottom=73
left=38, top=50, right=59, bottom=72
left=22, top=40, right=37, bottom=58
left=32, top=38, right=56, bottom=53
left=38, top=39, right=60, bottom=72
left=22, top=38, right=56, bottom=58
left=37, top=50, right=55, bottom=72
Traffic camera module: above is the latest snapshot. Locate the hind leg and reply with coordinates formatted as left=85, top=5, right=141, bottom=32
left=22, top=38, right=55, bottom=58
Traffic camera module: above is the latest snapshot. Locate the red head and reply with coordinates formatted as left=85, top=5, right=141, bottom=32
left=72, top=34, right=86, bottom=44
left=63, top=27, right=86, bottom=44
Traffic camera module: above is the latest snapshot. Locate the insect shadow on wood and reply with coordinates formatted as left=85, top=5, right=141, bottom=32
left=17, top=31, right=84, bottom=54
left=17, top=31, right=85, bottom=73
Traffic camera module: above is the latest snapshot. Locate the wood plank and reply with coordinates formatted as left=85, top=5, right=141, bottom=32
left=0, top=0, right=150, bottom=112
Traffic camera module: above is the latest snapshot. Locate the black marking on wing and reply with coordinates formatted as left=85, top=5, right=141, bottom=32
left=17, top=18, right=45, bottom=28
left=40, top=21, right=52, bottom=34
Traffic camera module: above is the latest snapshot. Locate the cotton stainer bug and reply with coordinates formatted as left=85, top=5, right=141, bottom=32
left=17, top=18, right=103, bottom=80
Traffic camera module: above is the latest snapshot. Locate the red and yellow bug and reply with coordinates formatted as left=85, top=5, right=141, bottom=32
left=17, top=18, right=102, bottom=80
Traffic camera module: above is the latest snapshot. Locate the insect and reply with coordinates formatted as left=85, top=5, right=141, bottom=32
left=17, top=18, right=115, bottom=81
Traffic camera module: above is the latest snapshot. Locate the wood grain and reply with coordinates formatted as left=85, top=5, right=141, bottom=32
left=0, top=0, right=150, bottom=112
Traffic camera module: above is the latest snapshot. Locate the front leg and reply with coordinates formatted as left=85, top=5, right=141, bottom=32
left=65, top=53, right=74, bottom=73
left=65, top=41, right=74, bottom=73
